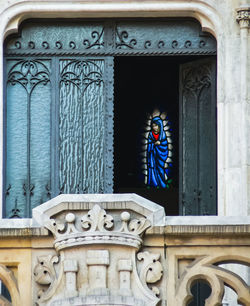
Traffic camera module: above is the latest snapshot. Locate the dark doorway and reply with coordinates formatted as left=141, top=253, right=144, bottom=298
left=114, top=56, right=180, bottom=215
left=114, top=55, right=217, bottom=217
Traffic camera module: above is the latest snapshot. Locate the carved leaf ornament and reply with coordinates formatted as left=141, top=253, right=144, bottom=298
left=81, top=204, right=114, bottom=231
left=45, top=204, right=151, bottom=251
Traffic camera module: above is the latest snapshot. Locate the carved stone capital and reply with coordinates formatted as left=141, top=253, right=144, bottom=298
left=236, top=7, right=250, bottom=28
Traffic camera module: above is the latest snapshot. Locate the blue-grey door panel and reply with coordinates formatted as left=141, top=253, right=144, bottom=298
left=179, top=58, right=217, bottom=215
left=5, top=57, right=113, bottom=217
left=6, top=59, right=51, bottom=217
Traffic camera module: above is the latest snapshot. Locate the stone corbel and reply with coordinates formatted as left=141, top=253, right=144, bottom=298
left=236, top=7, right=250, bottom=28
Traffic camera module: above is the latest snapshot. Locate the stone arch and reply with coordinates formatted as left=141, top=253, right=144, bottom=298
left=1, top=1, right=222, bottom=40
left=176, top=255, right=250, bottom=306
left=0, top=264, right=21, bottom=306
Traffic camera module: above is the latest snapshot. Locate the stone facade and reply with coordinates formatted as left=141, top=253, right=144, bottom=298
left=0, top=0, right=249, bottom=305
left=0, top=195, right=250, bottom=305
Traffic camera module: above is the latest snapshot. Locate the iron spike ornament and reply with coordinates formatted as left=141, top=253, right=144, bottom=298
left=142, top=109, right=173, bottom=189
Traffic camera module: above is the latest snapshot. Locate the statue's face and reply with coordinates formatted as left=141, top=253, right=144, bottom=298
left=152, top=122, right=160, bottom=134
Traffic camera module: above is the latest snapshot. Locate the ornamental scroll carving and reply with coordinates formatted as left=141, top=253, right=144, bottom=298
left=34, top=204, right=163, bottom=306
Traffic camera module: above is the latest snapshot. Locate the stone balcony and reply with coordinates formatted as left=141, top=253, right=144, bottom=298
left=0, top=194, right=249, bottom=306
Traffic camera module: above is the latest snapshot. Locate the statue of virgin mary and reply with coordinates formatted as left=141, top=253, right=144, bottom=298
left=147, top=116, right=170, bottom=188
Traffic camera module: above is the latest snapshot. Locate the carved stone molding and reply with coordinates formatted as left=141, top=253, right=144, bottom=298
left=0, top=264, right=21, bottom=306
left=173, top=255, right=250, bottom=306
left=236, top=7, right=250, bottom=28
left=46, top=204, right=151, bottom=251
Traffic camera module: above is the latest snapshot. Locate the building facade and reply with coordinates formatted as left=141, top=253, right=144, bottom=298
left=0, top=0, right=249, bottom=305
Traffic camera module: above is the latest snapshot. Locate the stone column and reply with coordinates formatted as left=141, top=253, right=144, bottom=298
left=236, top=6, right=250, bottom=215
left=63, top=259, right=78, bottom=298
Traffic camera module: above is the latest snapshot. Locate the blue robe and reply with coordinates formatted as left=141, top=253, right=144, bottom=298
left=147, top=117, right=169, bottom=188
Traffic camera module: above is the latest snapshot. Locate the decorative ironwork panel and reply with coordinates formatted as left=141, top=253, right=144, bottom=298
left=59, top=59, right=105, bottom=193
left=6, top=59, right=51, bottom=217
left=180, top=58, right=217, bottom=215
left=5, top=19, right=216, bottom=56
left=115, top=19, right=216, bottom=54
left=115, top=20, right=216, bottom=53
left=5, top=21, right=104, bottom=52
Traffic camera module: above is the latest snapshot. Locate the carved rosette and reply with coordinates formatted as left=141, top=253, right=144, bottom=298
left=45, top=204, right=151, bottom=251
left=236, top=7, right=250, bottom=28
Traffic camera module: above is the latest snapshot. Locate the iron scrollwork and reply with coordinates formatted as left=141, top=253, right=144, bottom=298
left=116, top=28, right=137, bottom=49
left=5, top=184, right=11, bottom=196
left=28, top=41, right=35, bottom=49
left=199, top=40, right=206, bottom=48
left=69, top=41, right=76, bottom=49
left=9, top=199, right=21, bottom=218
left=83, top=28, right=104, bottom=49
left=144, top=40, right=151, bottom=49
left=184, top=40, right=192, bottom=48
left=8, top=60, right=50, bottom=93
left=15, top=41, right=21, bottom=49
left=172, top=40, right=178, bottom=48
left=42, top=41, right=50, bottom=49
left=55, top=41, right=62, bottom=49
left=158, top=40, right=165, bottom=48
left=60, top=60, right=103, bottom=92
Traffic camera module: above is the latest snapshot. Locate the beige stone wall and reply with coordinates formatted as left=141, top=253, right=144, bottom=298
left=0, top=195, right=249, bottom=305
left=0, top=238, right=32, bottom=305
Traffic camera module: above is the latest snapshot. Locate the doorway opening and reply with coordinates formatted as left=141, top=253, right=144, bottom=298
left=114, top=55, right=216, bottom=216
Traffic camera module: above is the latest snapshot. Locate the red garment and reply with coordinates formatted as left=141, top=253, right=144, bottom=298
left=152, top=132, right=159, bottom=141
